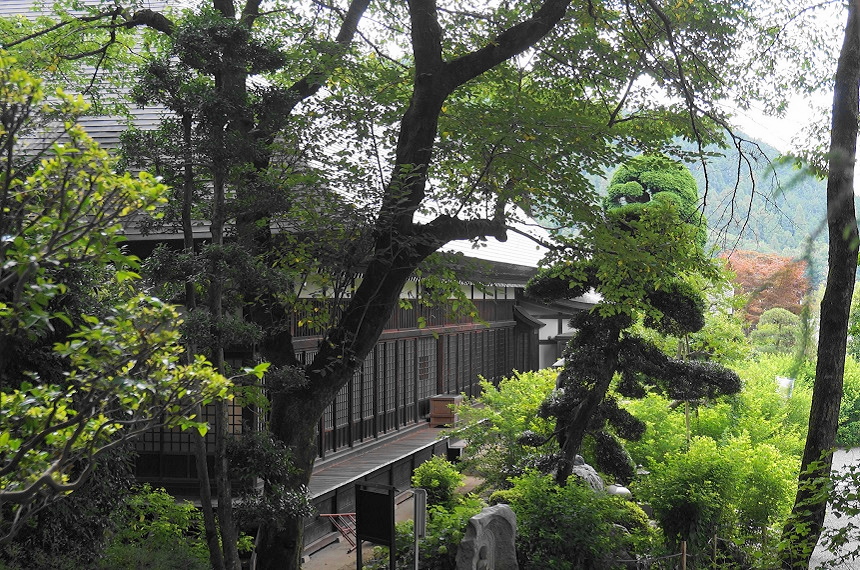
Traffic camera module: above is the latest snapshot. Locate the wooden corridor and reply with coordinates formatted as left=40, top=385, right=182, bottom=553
left=309, top=423, right=452, bottom=498
left=305, top=422, right=456, bottom=548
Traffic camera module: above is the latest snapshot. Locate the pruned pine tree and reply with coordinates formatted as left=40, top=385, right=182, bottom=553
left=526, top=155, right=741, bottom=485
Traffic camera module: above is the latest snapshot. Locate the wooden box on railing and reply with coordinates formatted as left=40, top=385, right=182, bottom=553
left=429, top=394, right=463, bottom=427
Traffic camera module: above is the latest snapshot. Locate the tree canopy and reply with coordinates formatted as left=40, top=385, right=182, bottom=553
left=721, top=250, right=810, bottom=325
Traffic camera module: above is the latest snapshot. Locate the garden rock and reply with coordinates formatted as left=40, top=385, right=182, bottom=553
left=455, top=504, right=518, bottom=570
left=571, top=462, right=605, bottom=491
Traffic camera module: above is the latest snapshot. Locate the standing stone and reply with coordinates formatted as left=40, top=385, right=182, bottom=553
left=455, top=504, right=518, bottom=570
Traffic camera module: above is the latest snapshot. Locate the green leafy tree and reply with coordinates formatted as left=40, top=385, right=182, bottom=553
left=526, top=154, right=741, bottom=484
left=750, top=307, right=802, bottom=355
left=451, top=369, right=559, bottom=489
left=638, top=434, right=796, bottom=566
left=492, top=471, right=659, bottom=570
left=411, top=456, right=464, bottom=509
left=0, top=54, right=230, bottom=544
left=2, top=1, right=766, bottom=565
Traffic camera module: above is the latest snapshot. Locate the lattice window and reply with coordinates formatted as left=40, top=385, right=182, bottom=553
left=335, top=382, right=349, bottom=427
left=385, top=342, right=396, bottom=412
left=363, top=351, right=375, bottom=418
left=445, top=335, right=457, bottom=394
left=418, top=337, right=436, bottom=398
left=323, top=400, right=334, bottom=430
left=352, top=368, right=362, bottom=422
left=402, top=339, right=415, bottom=412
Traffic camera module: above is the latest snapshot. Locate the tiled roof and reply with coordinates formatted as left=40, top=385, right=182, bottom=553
left=1, top=1, right=170, bottom=16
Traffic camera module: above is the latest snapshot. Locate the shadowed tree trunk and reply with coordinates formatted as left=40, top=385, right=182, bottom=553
left=780, top=2, right=860, bottom=567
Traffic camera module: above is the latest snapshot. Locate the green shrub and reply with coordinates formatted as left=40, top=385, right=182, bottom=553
left=624, top=354, right=810, bottom=473
left=0, top=447, right=133, bottom=570
left=637, top=437, right=736, bottom=553
left=412, top=455, right=464, bottom=508
left=636, top=434, right=795, bottom=567
left=96, top=544, right=209, bottom=570
left=494, top=471, right=660, bottom=570
left=97, top=484, right=210, bottom=570
left=450, top=370, right=558, bottom=488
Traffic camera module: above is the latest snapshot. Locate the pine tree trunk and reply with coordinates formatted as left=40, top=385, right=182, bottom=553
left=780, top=2, right=860, bottom=567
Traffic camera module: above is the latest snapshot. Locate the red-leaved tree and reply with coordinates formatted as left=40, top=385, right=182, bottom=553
left=720, top=250, right=810, bottom=325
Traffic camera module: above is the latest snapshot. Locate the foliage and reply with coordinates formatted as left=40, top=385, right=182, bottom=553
left=624, top=354, right=812, bottom=566
left=721, top=250, right=810, bottom=326
left=628, top=264, right=750, bottom=366
left=846, top=287, right=860, bottom=361
left=0, top=446, right=133, bottom=569
left=636, top=435, right=795, bottom=567
left=749, top=307, right=802, bottom=354
left=492, top=471, right=660, bottom=570
left=363, top=495, right=485, bottom=570
left=0, top=54, right=163, bottom=338
left=0, top=55, right=231, bottom=543
left=97, top=485, right=209, bottom=570
left=604, top=154, right=706, bottom=248
left=228, top=431, right=314, bottom=529
left=411, top=456, right=464, bottom=509
left=449, top=370, right=558, bottom=489
left=624, top=353, right=811, bottom=471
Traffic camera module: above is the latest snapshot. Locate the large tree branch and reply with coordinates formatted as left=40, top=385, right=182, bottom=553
left=443, top=0, right=571, bottom=91
left=420, top=213, right=508, bottom=247
left=126, top=8, right=175, bottom=35
left=281, top=0, right=371, bottom=112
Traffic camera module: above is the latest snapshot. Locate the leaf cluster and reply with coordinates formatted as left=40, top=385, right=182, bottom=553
left=227, top=431, right=313, bottom=529
left=448, top=369, right=559, bottom=489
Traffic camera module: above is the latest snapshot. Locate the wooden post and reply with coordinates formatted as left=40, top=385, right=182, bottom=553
left=681, top=540, right=687, bottom=570
left=713, top=533, right=718, bottom=569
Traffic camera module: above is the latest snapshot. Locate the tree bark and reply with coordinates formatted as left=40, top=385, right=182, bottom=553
left=780, top=2, right=860, bottom=567
left=555, top=322, right=623, bottom=485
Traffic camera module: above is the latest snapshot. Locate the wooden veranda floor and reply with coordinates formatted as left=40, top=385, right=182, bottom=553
left=309, top=423, right=451, bottom=498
